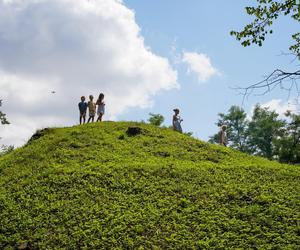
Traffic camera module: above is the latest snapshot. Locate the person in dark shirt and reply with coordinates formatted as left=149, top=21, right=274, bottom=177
left=78, top=96, right=88, bottom=125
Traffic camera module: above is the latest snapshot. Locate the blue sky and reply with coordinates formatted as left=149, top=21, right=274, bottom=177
left=120, top=0, right=299, bottom=139
left=0, top=0, right=298, bottom=146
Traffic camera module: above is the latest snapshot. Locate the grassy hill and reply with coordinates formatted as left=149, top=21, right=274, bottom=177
left=0, top=122, right=299, bottom=249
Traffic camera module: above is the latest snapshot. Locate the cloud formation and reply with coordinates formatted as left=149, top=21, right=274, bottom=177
left=261, top=99, right=297, bottom=118
left=0, top=0, right=178, bottom=146
left=182, top=52, right=218, bottom=83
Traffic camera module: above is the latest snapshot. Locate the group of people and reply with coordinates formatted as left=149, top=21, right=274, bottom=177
left=78, top=93, right=105, bottom=125
left=78, top=96, right=227, bottom=146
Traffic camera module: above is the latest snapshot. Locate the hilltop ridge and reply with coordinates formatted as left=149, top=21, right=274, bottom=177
left=0, top=122, right=299, bottom=249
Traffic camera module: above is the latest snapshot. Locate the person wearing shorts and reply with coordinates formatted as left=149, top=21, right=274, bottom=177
left=78, top=96, right=88, bottom=125
left=87, top=95, right=96, bottom=123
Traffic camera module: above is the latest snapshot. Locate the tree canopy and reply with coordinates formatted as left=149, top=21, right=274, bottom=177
left=247, top=105, right=285, bottom=159
left=148, top=113, right=165, bottom=127
left=209, top=106, right=248, bottom=152
left=0, top=100, right=9, bottom=125
left=210, top=105, right=299, bottom=164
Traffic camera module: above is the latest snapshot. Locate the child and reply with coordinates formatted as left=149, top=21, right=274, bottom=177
left=172, top=108, right=183, bottom=133
left=219, top=125, right=228, bottom=146
left=78, top=96, right=88, bottom=125
left=96, top=93, right=105, bottom=122
left=87, top=95, right=96, bottom=123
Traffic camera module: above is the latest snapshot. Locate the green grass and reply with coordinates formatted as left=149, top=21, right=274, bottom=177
left=0, top=122, right=299, bottom=249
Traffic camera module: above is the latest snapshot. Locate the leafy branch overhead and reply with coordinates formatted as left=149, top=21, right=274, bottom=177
left=230, top=0, right=300, bottom=58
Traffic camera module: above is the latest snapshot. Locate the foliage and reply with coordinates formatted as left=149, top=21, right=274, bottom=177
left=148, top=113, right=164, bottom=127
left=274, top=111, right=300, bottom=164
left=209, top=105, right=300, bottom=163
left=184, top=131, right=193, bottom=137
left=0, top=122, right=299, bottom=249
left=0, top=100, right=10, bottom=151
left=230, top=0, right=300, bottom=58
left=209, top=106, right=248, bottom=152
left=0, top=145, right=14, bottom=157
left=247, top=105, right=285, bottom=159
left=230, top=1, right=300, bottom=105
left=0, top=100, right=9, bottom=125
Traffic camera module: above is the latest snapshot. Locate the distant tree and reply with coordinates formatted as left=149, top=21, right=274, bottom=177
left=148, top=113, right=164, bottom=127
left=274, top=111, right=300, bottom=164
left=0, top=100, right=11, bottom=155
left=0, top=145, right=14, bottom=156
left=184, top=131, right=193, bottom=137
left=247, top=105, right=285, bottom=159
left=0, top=100, right=9, bottom=125
left=209, top=104, right=300, bottom=163
left=230, top=0, right=300, bottom=104
left=209, top=106, right=249, bottom=152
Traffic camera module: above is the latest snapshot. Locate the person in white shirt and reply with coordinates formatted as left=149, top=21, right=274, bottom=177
left=96, top=93, right=105, bottom=122
left=172, top=108, right=183, bottom=133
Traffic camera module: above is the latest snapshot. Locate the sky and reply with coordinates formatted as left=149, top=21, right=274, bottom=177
left=0, top=0, right=299, bottom=147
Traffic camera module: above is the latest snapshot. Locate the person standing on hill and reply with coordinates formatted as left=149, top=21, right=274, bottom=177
left=172, top=108, right=183, bottom=133
left=87, top=95, right=96, bottom=123
left=96, top=93, right=105, bottom=122
left=78, top=96, right=88, bottom=125
left=220, top=125, right=228, bottom=146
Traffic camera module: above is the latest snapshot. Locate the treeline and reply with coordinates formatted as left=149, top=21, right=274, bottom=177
left=209, top=105, right=300, bottom=164
left=0, top=100, right=13, bottom=156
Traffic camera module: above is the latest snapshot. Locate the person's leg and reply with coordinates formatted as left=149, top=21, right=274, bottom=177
left=96, top=114, right=101, bottom=122
left=99, top=113, right=103, bottom=122
left=87, top=116, right=91, bottom=123
left=91, top=116, right=95, bottom=122
left=83, top=114, right=86, bottom=124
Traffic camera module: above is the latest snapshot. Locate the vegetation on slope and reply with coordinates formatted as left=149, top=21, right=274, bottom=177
left=0, top=122, right=299, bottom=249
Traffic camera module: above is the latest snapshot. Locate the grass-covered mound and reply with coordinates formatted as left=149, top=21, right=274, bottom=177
left=0, top=122, right=299, bottom=249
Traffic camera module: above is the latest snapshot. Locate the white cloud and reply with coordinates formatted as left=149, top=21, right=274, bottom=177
left=182, top=52, right=218, bottom=83
left=0, top=0, right=178, bottom=147
left=247, top=99, right=298, bottom=120
left=261, top=99, right=297, bottom=119
left=0, top=115, right=71, bottom=147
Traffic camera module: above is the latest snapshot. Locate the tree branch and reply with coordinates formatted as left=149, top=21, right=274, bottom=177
left=233, top=69, right=300, bottom=108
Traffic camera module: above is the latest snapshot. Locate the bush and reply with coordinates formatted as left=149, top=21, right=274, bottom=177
left=148, top=113, right=164, bottom=127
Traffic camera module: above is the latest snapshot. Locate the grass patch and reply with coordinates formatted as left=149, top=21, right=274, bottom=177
left=0, top=122, right=299, bottom=249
